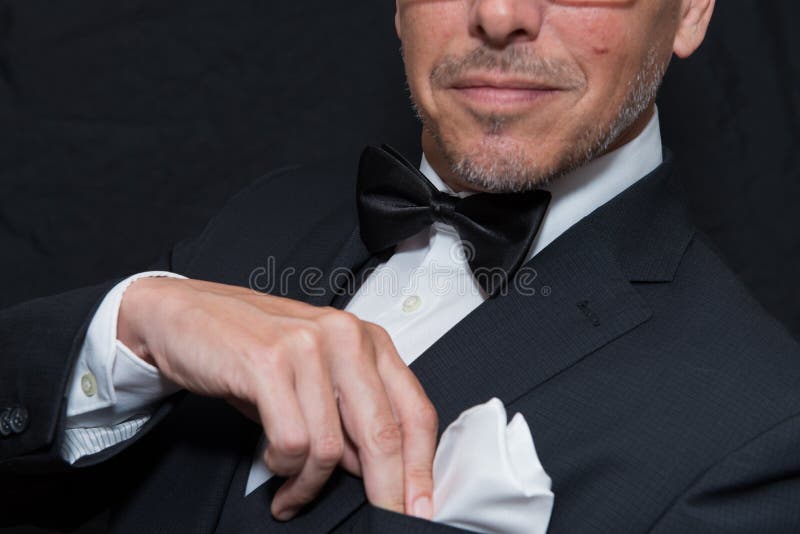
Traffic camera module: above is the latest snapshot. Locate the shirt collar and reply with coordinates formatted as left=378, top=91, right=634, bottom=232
left=419, top=107, right=663, bottom=259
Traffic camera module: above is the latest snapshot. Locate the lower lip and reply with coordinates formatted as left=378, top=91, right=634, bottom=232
left=451, top=87, right=559, bottom=109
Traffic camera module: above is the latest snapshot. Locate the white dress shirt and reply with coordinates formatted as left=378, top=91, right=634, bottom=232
left=63, top=109, right=664, bottom=497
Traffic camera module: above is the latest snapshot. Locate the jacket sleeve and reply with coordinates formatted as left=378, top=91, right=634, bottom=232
left=0, top=166, right=291, bottom=473
left=649, top=411, right=800, bottom=533
left=0, top=280, right=121, bottom=468
left=0, top=233, right=204, bottom=473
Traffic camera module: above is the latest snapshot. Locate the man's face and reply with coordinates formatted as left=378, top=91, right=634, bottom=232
left=396, top=0, right=713, bottom=192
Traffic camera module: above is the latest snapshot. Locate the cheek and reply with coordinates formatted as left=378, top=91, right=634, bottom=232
left=549, top=10, right=632, bottom=104
left=399, top=4, right=466, bottom=92
left=401, top=3, right=463, bottom=43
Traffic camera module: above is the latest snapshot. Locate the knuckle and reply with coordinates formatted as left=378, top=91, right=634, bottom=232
left=288, top=323, right=323, bottom=355
left=405, top=462, right=433, bottom=484
left=408, top=400, right=439, bottom=433
left=387, top=495, right=405, bottom=512
left=271, top=429, right=310, bottom=459
left=367, top=322, right=392, bottom=345
left=413, top=402, right=439, bottom=433
left=313, top=433, right=344, bottom=468
left=322, top=311, right=364, bottom=346
left=264, top=450, right=298, bottom=477
left=367, top=420, right=403, bottom=456
left=263, top=451, right=287, bottom=475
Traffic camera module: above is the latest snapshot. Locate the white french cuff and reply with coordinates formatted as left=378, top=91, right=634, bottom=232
left=61, top=271, right=185, bottom=464
left=66, top=270, right=186, bottom=425
left=432, top=398, right=554, bottom=534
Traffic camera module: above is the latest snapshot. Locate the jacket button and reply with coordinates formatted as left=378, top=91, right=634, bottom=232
left=0, top=408, right=12, bottom=437
left=9, top=406, right=29, bottom=434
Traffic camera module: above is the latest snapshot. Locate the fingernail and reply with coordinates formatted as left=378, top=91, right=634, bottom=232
left=273, top=507, right=295, bottom=522
left=412, top=496, right=433, bottom=519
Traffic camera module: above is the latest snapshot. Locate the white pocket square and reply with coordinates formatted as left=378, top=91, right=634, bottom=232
left=432, top=398, right=554, bottom=534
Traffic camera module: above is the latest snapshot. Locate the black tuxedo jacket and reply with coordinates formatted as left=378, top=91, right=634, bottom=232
left=2, top=152, right=800, bottom=533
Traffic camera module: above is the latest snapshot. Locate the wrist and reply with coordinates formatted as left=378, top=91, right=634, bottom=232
left=118, top=277, right=172, bottom=367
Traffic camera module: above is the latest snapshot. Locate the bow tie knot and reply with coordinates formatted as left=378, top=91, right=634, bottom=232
left=357, top=144, right=551, bottom=296
left=430, top=191, right=458, bottom=222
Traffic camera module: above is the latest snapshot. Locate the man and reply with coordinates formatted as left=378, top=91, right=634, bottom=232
left=2, top=0, right=799, bottom=532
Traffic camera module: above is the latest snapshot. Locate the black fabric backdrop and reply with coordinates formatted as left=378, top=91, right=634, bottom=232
left=0, top=0, right=798, bottom=338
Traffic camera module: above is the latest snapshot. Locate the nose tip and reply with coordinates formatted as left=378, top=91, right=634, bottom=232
left=469, top=0, right=543, bottom=48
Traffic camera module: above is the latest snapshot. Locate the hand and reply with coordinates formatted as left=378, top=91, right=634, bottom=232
left=118, top=277, right=437, bottom=521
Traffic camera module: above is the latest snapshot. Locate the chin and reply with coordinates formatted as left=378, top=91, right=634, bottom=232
left=441, top=134, right=562, bottom=193
left=420, top=104, right=583, bottom=192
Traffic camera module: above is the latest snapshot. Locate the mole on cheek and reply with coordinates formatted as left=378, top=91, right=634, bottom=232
left=592, top=45, right=610, bottom=55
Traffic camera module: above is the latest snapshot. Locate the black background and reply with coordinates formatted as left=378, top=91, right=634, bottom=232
left=0, top=0, right=798, bottom=338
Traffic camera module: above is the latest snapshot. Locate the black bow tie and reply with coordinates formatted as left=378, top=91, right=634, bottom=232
left=356, top=144, right=552, bottom=296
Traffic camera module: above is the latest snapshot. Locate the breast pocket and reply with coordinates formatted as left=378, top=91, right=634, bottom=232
left=347, top=504, right=481, bottom=534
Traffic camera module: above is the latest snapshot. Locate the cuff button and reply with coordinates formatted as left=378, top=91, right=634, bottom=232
left=9, top=406, right=29, bottom=434
left=0, top=408, right=11, bottom=437
left=81, top=372, right=98, bottom=397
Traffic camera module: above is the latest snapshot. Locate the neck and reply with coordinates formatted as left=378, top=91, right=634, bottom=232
left=605, top=104, right=656, bottom=153
left=423, top=103, right=657, bottom=193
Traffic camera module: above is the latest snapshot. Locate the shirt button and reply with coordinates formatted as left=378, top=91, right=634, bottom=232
left=402, top=295, right=423, bottom=313
left=81, top=372, right=98, bottom=397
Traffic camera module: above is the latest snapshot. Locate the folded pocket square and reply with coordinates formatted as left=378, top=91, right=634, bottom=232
left=432, top=398, right=554, bottom=534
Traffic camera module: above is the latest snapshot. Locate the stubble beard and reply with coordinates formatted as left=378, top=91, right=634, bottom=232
left=409, top=45, right=668, bottom=193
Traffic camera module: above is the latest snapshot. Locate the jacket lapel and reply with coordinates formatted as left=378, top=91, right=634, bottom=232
left=280, top=206, right=373, bottom=307
left=410, top=225, right=654, bottom=430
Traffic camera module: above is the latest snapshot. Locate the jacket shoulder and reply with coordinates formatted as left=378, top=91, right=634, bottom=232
left=225, top=156, right=358, bottom=218
left=659, top=230, right=800, bottom=415
left=172, top=156, right=361, bottom=281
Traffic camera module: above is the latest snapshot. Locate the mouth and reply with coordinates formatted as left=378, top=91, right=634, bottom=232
left=448, top=75, right=565, bottom=110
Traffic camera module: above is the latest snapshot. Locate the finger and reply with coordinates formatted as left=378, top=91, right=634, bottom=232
left=254, top=360, right=310, bottom=478
left=370, top=323, right=438, bottom=520
left=326, top=316, right=404, bottom=514
left=271, top=343, right=344, bottom=520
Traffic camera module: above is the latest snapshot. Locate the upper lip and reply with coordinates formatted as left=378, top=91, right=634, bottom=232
left=450, top=75, right=559, bottom=91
